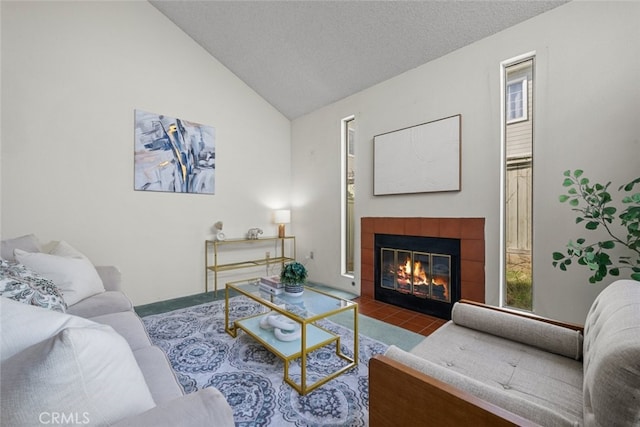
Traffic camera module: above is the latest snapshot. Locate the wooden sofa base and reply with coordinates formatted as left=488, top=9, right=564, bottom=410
left=369, top=355, right=539, bottom=427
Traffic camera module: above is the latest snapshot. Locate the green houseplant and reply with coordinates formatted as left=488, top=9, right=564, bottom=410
left=280, top=261, right=308, bottom=296
left=552, top=169, right=640, bottom=283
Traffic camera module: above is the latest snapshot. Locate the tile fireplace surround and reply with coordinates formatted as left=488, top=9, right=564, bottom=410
left=361, top=217, right=485, bottom=303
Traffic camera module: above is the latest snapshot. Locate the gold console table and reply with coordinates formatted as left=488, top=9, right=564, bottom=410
left=205, top=236, right=295, bottom=294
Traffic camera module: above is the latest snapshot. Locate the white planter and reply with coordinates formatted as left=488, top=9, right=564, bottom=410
left=284, top=283, right=304, bottom=297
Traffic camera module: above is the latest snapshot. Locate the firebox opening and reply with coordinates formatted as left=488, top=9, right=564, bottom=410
left=375, top=234, right=461, bottom=320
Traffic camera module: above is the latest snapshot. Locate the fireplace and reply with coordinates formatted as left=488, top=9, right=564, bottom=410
left=375, top=234, right=460, bottom=319
left=361, top=217, right=485, bottom=320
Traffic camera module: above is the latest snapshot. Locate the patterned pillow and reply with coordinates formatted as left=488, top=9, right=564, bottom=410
left=0, top=259, right=67, bottom=312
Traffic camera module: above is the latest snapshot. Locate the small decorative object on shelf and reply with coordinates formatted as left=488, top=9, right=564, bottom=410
left=280, top=261, right=307, bottom=296
left=246, top=228, right=263, bottom=239
left=213, top=221, right=226, bottom=241
left=259, top=312, right=301, bottom=342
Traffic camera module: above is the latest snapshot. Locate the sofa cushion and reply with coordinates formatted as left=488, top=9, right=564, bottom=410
left=1, top=325, right=156, bottom=426
left=15, top=247, right=105, bottom=306
left=583, top=279, right=640, bottom=427
left=0, top=297, right=96, bottom=362
left=452, top=302, right=583, bottom=360
left=133, top=346, right=185, bottom=405
left=407, top=321, right=584, bottom=426
left=91, top=311, right=152, bottom=351
left=386, top=345, right=581, bottom=427
left=0, top=260, right=67, bottom=313
left=49, top=240, right=91, bottom=260
left=95, top=265, right=123, bottom=292
left=112, top=388, right=235, bottom=427
left=1, top=233, right=42, bottom=262
left=66, top=290, right=133, bottom=317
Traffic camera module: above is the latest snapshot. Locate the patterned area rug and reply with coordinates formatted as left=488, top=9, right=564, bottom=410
left=142, top=296, right=388, bottom=426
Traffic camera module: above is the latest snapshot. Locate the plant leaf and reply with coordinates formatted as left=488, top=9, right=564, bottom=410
left=585, top=221, right=599, bottom=230
left=552, top=252, right=565, bottom=260
left=563, top=178, right=574, bottom=187
left=599, top=241, right=615, bottom=249
left=559, top=195, right=570, bottom=203
left=574, top=170, right=583, bottom=178
left=620, top=177, right=640, bottom=192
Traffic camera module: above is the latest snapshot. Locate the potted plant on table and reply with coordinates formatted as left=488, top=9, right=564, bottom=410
left=280, top=261, right=308, bottom=296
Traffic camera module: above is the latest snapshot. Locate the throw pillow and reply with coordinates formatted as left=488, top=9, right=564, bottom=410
left=0, top=233, right=42, bottom=262
left=15, top=247, right=105, bottom=306
left=50, top=240, right=92, bottom=259
left=1, top=324, right=156, bottom=426
left=0, top=297, right=93, bottom=362
left=0, top=259, right=67, bottom=313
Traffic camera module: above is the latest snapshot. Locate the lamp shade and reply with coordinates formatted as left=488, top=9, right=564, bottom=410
left=273, top=209, right=291, bottom=224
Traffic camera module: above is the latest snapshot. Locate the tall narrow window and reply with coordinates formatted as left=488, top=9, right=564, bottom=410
left=502, top=56, right=534, bottom=311
left=342, top=116, right=355, bottom=276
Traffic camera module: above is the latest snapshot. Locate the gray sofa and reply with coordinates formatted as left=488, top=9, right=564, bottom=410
left=1, top=236, right=234, bottom=426
left=76, top=266, right=235, bottom=426
left=369, top=279, right=640, bottom=427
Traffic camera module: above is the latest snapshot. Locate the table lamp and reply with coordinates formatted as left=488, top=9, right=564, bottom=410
left=273, top=209, right=291, bottom=238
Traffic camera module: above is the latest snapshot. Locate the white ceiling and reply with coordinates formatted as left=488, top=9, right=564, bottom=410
left=150, top=0, right=568, bottom=120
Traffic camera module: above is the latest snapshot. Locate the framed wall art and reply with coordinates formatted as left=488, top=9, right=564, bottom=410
left=373, top=114, right=461, bottom=195
left=134, top=109, right=216, bottom=194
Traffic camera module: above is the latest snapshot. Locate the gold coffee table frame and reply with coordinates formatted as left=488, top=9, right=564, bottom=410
left=225, top=278, right=358, bottom=395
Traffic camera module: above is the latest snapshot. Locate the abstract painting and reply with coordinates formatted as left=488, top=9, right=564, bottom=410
left=134, top=109, right=216, bottom=194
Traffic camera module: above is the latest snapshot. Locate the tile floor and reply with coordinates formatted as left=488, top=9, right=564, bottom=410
left=353, top=295, right=447, bottom=336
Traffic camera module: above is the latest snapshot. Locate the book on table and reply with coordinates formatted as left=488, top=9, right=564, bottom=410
left=260, top=276, right=283, bottom=288
left=259, top=283, right=284, bottom=295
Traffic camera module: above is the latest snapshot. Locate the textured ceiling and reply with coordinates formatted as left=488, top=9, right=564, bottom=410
left=150, top=1, right=568, bottom=119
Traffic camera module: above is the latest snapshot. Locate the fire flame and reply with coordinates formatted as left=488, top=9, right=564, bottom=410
left=397, top=258, right=429, bottom=285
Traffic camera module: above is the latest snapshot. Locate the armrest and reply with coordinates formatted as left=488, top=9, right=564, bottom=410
left=453, top=301, right=584, bottom=359
left=369, top=354, right=538, bottom=427
left=112, top=388, right=234, bottom=427
left=95, top=265, right=122, bottom=292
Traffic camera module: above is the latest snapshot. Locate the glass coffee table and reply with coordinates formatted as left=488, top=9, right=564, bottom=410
left=225, top=278, right=358, bottom=395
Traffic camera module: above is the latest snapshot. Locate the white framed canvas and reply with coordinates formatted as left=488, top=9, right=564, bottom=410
left=374, top=115, right=461, bottom=195
left=134, top=109, right=216, bottom=194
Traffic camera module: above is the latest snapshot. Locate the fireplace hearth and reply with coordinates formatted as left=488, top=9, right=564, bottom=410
left=375, top=234, right=460, bottom=319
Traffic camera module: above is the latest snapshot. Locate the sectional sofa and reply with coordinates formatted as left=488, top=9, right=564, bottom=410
left=0, top=234, right=234, bottom=426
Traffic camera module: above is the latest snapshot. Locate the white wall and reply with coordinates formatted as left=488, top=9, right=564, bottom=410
left=1, top=1, right=291, bottom=305
left=291, top=1, right=640, bottom=324
left=0, top=1, right=3, bottom=240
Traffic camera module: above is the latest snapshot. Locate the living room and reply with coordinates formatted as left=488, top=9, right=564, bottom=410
left=2, top=1, right=639, bottom=426
left=2, top=1, right=638, bottom=325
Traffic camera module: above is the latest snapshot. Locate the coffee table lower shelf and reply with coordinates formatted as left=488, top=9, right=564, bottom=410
left=233, top=313, right=356, bottom=395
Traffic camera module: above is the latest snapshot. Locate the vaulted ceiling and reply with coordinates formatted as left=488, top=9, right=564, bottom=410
left=150, top=0, right=568, bottom=120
